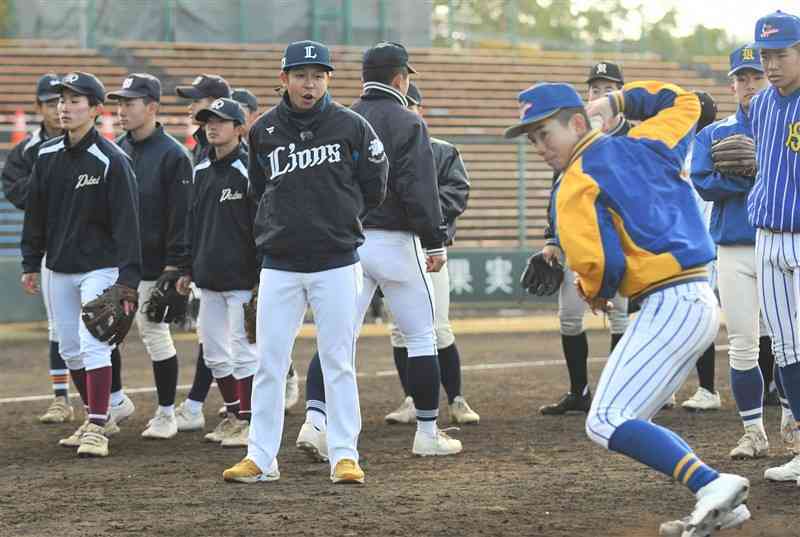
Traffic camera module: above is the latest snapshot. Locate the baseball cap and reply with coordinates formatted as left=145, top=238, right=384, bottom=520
left=755, top=10, right=800, bottom=50
left=107, top=73, right=162, bottom=102
left=36, top=73, right=61, bottom=102
left=232, top=88, right=258, bottom=112
left=586, top=61, right=624, bottom=85
left=504, top=83, right=583, bottom=139
left=176, top=74, right=231, bottom=100
left=55, top=72, right=106, bottom=103
left=195, top=97, right=246, bottom=125
left=694, top=91, right=718, bottom=133
left=363, top=42, right=417, bottom=74
left=728, top=43, right=763, bottom=76
left=282, top=40, right=334, bottom=72
left=406, top=83, right=423, bottom=106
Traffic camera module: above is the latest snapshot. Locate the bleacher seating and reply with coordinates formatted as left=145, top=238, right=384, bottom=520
left=0, top=40, right=742, bottom=252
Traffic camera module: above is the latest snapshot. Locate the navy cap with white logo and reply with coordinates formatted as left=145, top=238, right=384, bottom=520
left=363, top=42, right=417, bottom=74
left=232, top=88, right=258, bottom=112
left=36, top=73, right=61, bottom=102
left=55, top=72, right=106, bottom=103
left=586, top=61, right=624, bottom=85
left=176, top=74, right=231, bottom=100
left=282, top=40, right=335, bottom=72
left=107, top=73, right=162, bottom=102
left=195, top=97, right=246, bottom=125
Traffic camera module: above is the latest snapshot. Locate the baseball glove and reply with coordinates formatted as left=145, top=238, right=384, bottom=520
left=711, top=134, right=757, bottom=178
left=520, top=251, right=564, bottom=296
left=82, top=284, right=139, bottom=345
left=143, top=270, right=188, bottom=323
left=243, top=282, right=258, bottom=344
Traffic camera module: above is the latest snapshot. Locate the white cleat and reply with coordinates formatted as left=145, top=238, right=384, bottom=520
left=449, top=396, right=480, bottom=425
left=729, top=426, right=769, bottom=460
left=221, top=419, right=249, bottom=448
left=658, top=504, right=750, bottom=537
left=76, top=423, right=109, bottom=458
left=39, top=396, right=75, bottom=424
left=109, top=394, right=135, bottom=424
left=175, top=400, right=205, bottom=432
left=681, top=388, right=721, bottom=411
left=141, top=409, right=178, bottom=439
left=295, top=421, right=329, bottom=462
left=764, top=454, right=800, bottom=482
left=412, top=428, right=463, bottom=457
left=681, top=474, right=749, bottom=537
left=285, top=369, right=300, bottom=412
left=204, top=415, right=239, bottom=443
left=780, top=408, right=800, bottom=453
left=59, top=419, right=119, bottom=447
left=385, top=396, right=416, bottom=425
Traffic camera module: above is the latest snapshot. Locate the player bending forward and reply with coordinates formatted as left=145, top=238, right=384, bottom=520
left=505, top=82, right=749, bottom=535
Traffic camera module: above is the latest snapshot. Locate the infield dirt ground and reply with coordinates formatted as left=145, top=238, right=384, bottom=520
left=1, top=323, right=799, bottom=537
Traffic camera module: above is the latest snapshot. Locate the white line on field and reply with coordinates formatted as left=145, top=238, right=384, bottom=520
left=0, top=344, right=730, bottom=405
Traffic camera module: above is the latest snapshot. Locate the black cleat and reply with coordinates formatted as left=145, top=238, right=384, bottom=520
left=539, top=391, right=592, bottom=415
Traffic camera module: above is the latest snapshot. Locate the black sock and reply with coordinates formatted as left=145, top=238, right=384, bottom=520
left=306, top=352, right=326, bottom=404
left=759, top=336, right=775, bottom=391
left=152, top=355, right=178, bottom=407
left=696, top=343, right=716, bottom=392
left=49, top=341, right=68, bottom=398
left=406, top=354, right=440, bottom=417
left=610, top=333, right=624, bottom=352
left=438, top=343, right=462, bottom=404
left=393, top=346, right=410, bottom=396
left=111, top=347, right=122, bottom=394
left=562, top=333, right=589, bottom=395
left=187, top=344, right=213, bottom=403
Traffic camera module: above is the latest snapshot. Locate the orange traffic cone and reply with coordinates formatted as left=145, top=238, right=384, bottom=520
left=101, top=110, right=115, bottom=140
left=11, top=108, right=27, bottom=145
left=184, top=116, right=197, bottom=150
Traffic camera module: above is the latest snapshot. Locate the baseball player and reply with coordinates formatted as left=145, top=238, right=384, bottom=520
left=20, top=72, right=142, bottom=458
left=223, top=40, right=388, bottom=484
left=300, top=42, right=463, bottom=460
left=232, top=88, right=260, bottom=131
left=177, top=97, right=256, bottom=449
left=538, top=62, right=630, bottom=416
left=382, top=82, right=479, bottom=426
left=107, top=73, right=193, bottom=439
left=746, top=10, right=800, bottom=484
left=690, top=48, right=777, bottom=460
left=505, top=82, right=750, bottom=534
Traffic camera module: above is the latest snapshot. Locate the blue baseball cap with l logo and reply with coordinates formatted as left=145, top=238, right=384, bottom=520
left=755, top=10, right=800, bottom=49
left=282, top=40, right=335, bottom=72
left=728, top=43, right=763, bottom=76
left=504, top=83, right=583, bottom=139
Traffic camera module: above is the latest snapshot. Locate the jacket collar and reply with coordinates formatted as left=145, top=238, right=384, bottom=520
left=736, top=105, right=751, bottom=127
left=361, top=82, right=407, bottom=107
left=123, top=122, right=164, bottom=146
left=565, top=129, right=604, bottom=170
left=209, top=141, right=245, bottom=166
left=64, top=126, right=99, bottom=152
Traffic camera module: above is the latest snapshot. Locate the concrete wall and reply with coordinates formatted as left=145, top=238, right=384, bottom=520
left=0, top=258, right=46, bottom=322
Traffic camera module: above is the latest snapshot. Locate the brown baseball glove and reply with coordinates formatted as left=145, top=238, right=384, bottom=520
left=710, top=134, right=757, bottom=178
left=81, top=284, right=139, bottom=345
left=243, top=282, right=258, bottom=344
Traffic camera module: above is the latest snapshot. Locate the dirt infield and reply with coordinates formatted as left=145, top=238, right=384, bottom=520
left=2, top=326, right=799, bottom=537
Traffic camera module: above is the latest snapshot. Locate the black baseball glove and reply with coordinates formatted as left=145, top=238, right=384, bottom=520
left=82, top=284, right=139, bottom=345
left=520, top=251, right=564, bottom=296
left=143, top=270, right=188, bottom=323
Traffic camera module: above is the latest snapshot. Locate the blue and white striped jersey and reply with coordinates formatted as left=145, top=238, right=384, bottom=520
left=747, top=85, right=800, bottom=231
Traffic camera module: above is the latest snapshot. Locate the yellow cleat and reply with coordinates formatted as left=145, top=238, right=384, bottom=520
left=39, top=396, right=75, bottom=424
left=331, top=458, right=365, bottom=484
left=222, top=458, right=279, bottom=483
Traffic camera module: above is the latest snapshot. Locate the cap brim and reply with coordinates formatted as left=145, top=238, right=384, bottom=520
left=36, top=92, right=60, bottom=102
left=406, top=95, right=421, bottom=106
left=176, top=86, right=204, bottom=99
left=756, top=38, right=800, bottom=50
left=727, top=65, right=765, bottom=77
left=107, top=89, right=154, bottom=100
left=283, top=62, right=335, bottom=72
left=407, top=63, right=417, bottom=74
left=503, top=109, right=560, bottom=139
left=54, top=82, right=104, bottom=103
left=586, top=75, right=624, bottom=84
left=195, top=108, right=241, bottom=124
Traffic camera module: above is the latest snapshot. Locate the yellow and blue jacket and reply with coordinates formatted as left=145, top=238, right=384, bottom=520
left=553, top=81, right=715, bottom=301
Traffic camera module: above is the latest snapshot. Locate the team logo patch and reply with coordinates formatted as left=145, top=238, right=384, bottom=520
left=64, top=73, right=79, bottom=83
left=122, top=77, right=134, bottom=89
left=519, top=101, right=533, bottom=120
left=305, top=45, right=317, bottom=59
left=596, top=63, right=608, bottom=74
left=75, top=173, right=101, bottom=190
left=761, top=23, right=780, bottom=39
left=49, top=79, right=59, bottom=86
left=268, top=142, right=342, bottom=180
left=265, top=126, right=275, bottom=134
left=787, top=122, right=800, bottom=153
left=211, top=99, right=225, bottom=110
left=368, top=138, right=385, bottom=163
left=742, top=48, right=755, bottom=61
left=219, top=188, right=244, bottom=202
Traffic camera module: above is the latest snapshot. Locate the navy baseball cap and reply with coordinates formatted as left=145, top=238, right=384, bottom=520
left=728, top=43, right=763, bottom=76
left=586, top=61, right=624, bottom=85
left=195, top=97, right=246, bottom=125
left=282, top=40, right=334, bottom=72
left=504, top=83, right=583, bottom=139
left=232, top=88, right=258, bottom=112
left=36, top=73, right=60, bottom=101
left=755, top=10, right=800, bottom=49
left=363, top=42, right=417, bottom=74
left=107, top=73, right=162, bottom=102
left=55, top=72, right=106, bottom=103
left=406, top=83, right=422, bottom=106
left=176, top=74, right=231, bottom=100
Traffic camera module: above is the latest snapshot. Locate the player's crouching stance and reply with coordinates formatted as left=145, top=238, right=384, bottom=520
left=176, top=98, right=257, bottom=449
left=223, top=40, right=388, bottom=485
left=505, top=83, right=750, bottom=535
left=20, top=72, right=142, bottom=458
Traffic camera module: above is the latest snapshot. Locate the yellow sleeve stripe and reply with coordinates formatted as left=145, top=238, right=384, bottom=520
left=626, top=81, right=700, bottom=150
left=682, top=461, right=703, bottom=485
left=672, top=453, right=694, bottom=480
